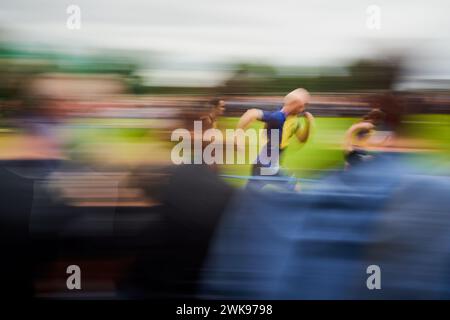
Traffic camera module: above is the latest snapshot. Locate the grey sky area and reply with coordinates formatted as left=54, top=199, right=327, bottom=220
left=1, top=0, right=449, bottom=85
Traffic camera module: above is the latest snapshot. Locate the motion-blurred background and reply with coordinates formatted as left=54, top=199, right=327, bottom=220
left=0, top=0, right=449, bottom=299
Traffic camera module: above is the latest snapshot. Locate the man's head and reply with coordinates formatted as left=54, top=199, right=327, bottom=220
left=209, top=98, right=226, bottom=116
left=367, top=93, right=403, bottom=132
left=283, top=88, right=310, bottom=115
left=363, top=108, right=385, bottom=126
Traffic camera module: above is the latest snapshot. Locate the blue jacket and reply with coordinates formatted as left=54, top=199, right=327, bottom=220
left=200, top=153, right=450, bottom=299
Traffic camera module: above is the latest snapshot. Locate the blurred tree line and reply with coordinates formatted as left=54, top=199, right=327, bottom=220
left=142, top=59, right=401, bottom=95
left=0, top=40, right=401, bottom=100
left=0, top=43, right=145, bottom=100
left=214, top=59, right=401, bottom=96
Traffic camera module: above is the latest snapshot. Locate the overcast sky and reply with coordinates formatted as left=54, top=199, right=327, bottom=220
left=1, top=0, right=450, bottom=84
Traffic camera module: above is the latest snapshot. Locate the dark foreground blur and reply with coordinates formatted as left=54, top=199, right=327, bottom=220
left=2, top=147, right=450, bottom=299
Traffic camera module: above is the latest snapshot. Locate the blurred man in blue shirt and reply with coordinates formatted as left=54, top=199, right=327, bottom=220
left=200, top=93, right=450, bottom=299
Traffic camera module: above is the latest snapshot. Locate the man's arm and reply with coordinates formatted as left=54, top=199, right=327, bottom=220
left=236, top=108, right=264, bottom=130
left=343, top=121, right=374, bottom=153
left=296, top=112, right=315, bottom=143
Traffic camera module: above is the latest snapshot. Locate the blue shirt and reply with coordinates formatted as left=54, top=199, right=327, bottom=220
left=261, top=109, right=286, bottom=153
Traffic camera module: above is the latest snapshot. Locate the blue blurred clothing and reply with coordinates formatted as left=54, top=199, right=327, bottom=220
left=247, top=108, right=295, bottom=190
left=260, top=109, right=286, bottom=152
left=200, top=152, right=450, bottom=299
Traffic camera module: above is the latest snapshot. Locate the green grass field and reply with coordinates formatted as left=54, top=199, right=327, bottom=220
left=2, top=114, right=448, bottom=187
left=216, top=115, right=450, bottom=187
